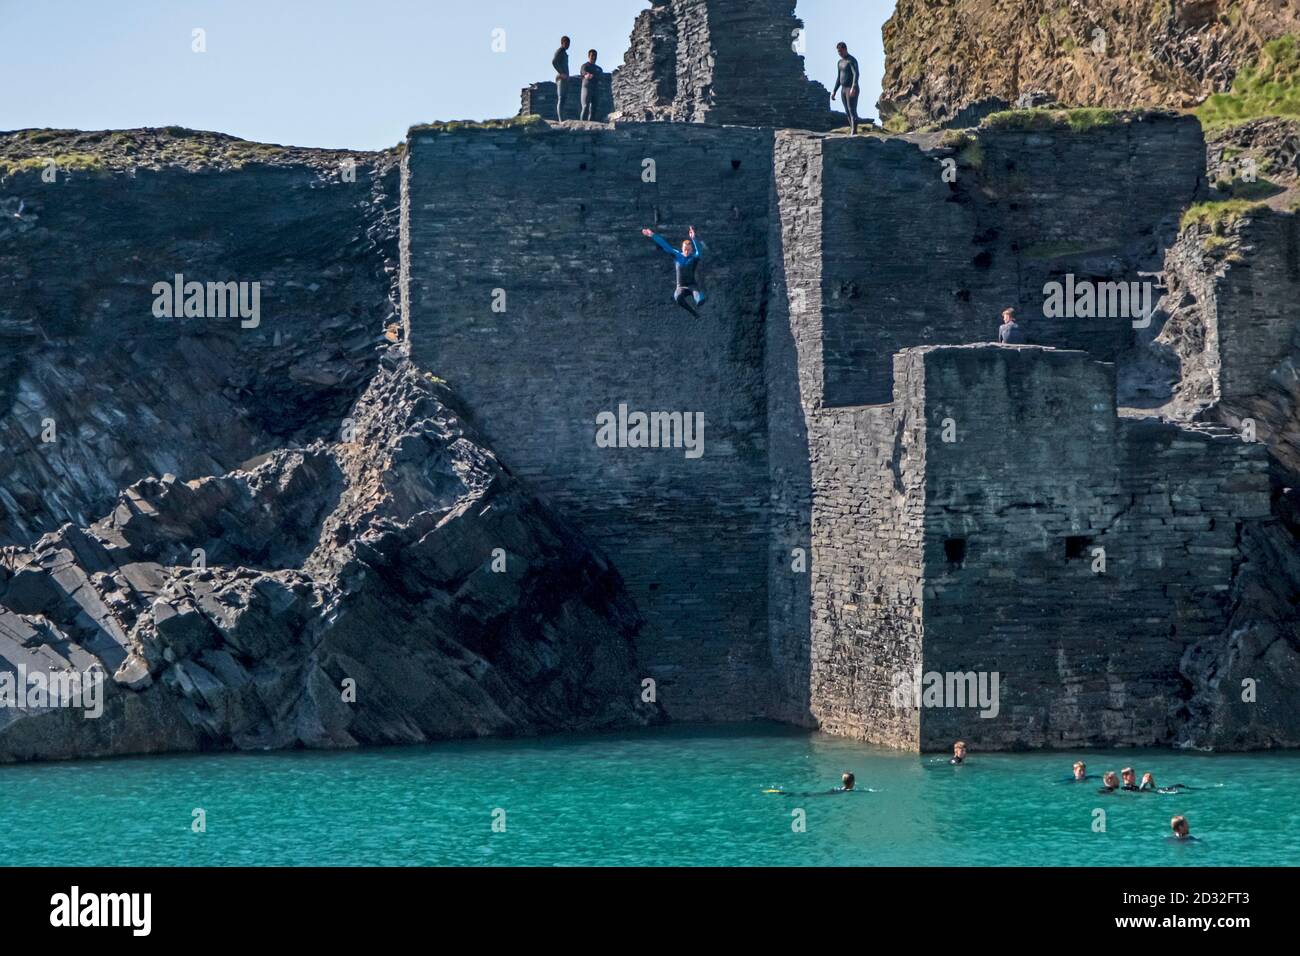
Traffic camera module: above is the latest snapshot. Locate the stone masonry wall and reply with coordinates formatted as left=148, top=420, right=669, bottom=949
left=816, top=115, right=1204, bottom=407
left=611, top=0, right=678, bottom=121
left=404, top=115, right=1271, bottom=743
left=519, top=74, right=614, bottom=123
left=915, top=345, right=1270, bottom=750
left=404, top=122, right=776, bottom=720
left=604, top=0, right=838, bottom=131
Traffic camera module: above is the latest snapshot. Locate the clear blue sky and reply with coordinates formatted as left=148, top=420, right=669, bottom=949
left=0, top=0, right=897, bottom=150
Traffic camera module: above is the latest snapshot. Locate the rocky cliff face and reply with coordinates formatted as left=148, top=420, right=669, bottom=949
left=880, top=0, right=1300, bottom=129
left=0, top=357, right=654, bottom=762
left=0, top=128, right=400, bottom=545
left=1118, top=138, right=1300, bottom=750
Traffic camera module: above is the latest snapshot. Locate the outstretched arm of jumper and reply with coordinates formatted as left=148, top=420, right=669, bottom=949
left=649, top=233, right=681, bottom=260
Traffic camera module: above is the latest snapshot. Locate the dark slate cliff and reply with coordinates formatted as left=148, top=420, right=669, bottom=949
left=0, top=359, right=655, bottom=762
left=0, top=128, right=400, bottom=546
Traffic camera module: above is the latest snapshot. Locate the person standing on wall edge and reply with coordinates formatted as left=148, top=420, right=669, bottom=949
left=580, top=49, right=603, bottom=121
left=553, top=36, right=571, bottom=122
left=832, top=42, right=861, bottom=135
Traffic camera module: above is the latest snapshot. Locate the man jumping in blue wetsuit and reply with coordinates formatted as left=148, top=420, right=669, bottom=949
left=642, top=225, right=706, bottom=318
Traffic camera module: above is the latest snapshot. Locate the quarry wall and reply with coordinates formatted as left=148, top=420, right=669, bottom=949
left=802, top=115, right=1205, bottom=407
left=402, top=112, right=1264, bottom=743
left=404, top=122, right=777, bottom=720
left=914, top=345, right=1269, bottom=750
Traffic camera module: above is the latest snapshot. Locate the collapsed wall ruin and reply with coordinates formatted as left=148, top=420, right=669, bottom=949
left=520, top=0, right=840, bottom=131
left=404, top=109, right=1289, bottom=747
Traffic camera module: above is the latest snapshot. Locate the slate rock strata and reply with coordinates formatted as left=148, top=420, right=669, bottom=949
left=0, top=128, right=401, bottom=546
left=0, top=359, right=655, bottom=762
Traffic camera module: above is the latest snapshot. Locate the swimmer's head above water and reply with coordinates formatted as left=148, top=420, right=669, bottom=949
left=1072, top=760, right=1087, bottom=781
left=1140, top=772, right=1156, bottom=791
left=841, top=772, right=855, bottom=791
left=1170, top=815, right=1192, bottom=840
left=1101, top=771, right=1120, bottom=791
left=950, top=741, right=967, bottom=764
left=1121, top=767, right=1138, bottom=789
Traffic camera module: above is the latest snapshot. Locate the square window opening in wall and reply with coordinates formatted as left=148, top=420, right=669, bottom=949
left=944, top=538, right=967, bottom=567
left=1065, top=535, right=1092, bottom=560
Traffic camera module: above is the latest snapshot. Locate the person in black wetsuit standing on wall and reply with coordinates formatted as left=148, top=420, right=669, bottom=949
left=641, top=225, right=707, bottom=318
left=580, top=50, right=603, bottom=121
left=553, top=36, right=571, bottom=121
left=832, top=42, right=861, bottom=135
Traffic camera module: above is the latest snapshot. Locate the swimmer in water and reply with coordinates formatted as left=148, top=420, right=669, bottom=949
left=950, top=740, right=967, bottom=765
left=763, top=772, right=866, bottom=796
left=1141, top=772, right=1191, bottom=794
left=1168, top=815, right=1198, bottom=842
left=1071, top=760, right=1088, bottom=781
left=1120, top=767, right=1140, bottom=791
left=1099, top=771, right=1120, bottom=794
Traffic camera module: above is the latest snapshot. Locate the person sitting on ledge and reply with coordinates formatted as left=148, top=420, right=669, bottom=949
left=997, top=307, right=1025, bottom=343
left=839, top=772, right=856, bottom=792
left=553, top=36, right=571, bottom=122
left=950, top=740, right=967, bottom=765
left=1168, top=815, right=1198, bottom=842
left=580, top=49, right=603, bottom=121
left=642, top=225, right=707, bottom=317
left=1098, top=771, right=1120, bottom=794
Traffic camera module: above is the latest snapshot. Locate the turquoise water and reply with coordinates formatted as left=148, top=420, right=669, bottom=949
left=2, top=724, right=1297, bottom=866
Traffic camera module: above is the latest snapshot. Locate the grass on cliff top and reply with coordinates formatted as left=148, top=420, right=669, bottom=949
left=980, top=108, right=1129, bottom=132
left=1180, top=198, right=1270, bottom=231
left=409, top=114, right=544, bottom=135
left=1, top=127, right=378, bottom=176
left=1, top=152, right=104, bottom=176
left=1197, top=35, right=1300, bottom=129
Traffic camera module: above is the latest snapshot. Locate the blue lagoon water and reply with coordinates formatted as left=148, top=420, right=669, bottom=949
left=2, top=724, right=1296, bottom=866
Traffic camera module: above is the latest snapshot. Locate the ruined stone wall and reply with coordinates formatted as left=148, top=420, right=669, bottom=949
left=611, top=0, right=678, bottom=121
left=1148, top=209, right=1300, bottom=479
left=520, top=74, right=614, bottom=123
left=602, top=0, right=838, bottom=131
left=403, top=122, right=776, bottom=720
left=403, top=114, right=1277, bottom=744
left=803, top=393, right=926, bottom=748
left=815, top=115, right=1203, bottom=407
left=914, top=345, right=1269, bottom=750
left=1206, top=212, right=1300, bottom=477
